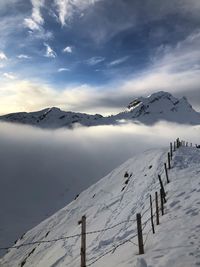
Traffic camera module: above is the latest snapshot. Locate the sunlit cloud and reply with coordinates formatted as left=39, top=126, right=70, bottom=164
left=24, top=17, right=41, bottom=31
left=0, top=52, right=8, bottom=60
left=24, top=0, right=44, bottom=31
left=63, top=46, right=73, bottom=53
left=86, top=56, right=105, bottom=66
left=108, top=56, right=129, bottom=67
left=3, top=72, right=17, bottom=80
left=31, top=0, right=45, bottom=25
left=44, top=43, right=57, bottom=58
left=58, top=67, right=70, bottom=72
left=17, top=54, right=31, bottom=59
left=54, top=0, right=101, bottom=26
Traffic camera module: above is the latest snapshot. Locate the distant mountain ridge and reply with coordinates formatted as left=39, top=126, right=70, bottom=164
left=1, top=91, right=200, bottom=128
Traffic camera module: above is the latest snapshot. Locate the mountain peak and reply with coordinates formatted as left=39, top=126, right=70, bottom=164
left=127, top=91, right=177, bottom=110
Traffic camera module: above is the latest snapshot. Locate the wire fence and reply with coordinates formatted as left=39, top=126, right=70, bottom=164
left=0, top=138, right=191, bottom=267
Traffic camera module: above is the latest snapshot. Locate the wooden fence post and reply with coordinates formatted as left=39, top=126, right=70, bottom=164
left=150, top=195, right=155, bottom=234
left=78, top=215, right=86, bottom=267
left=168, top=152, right=171, bottom=169
left=136, top=213, right=144, bottom=254
left=176, top=138, right=180, bottom=148
left=158, top=175, right=166, bottom=203
left=170, top=142, right=173, bottom=159
left=164, top=163, right=170, bottom=184
left=174, top=141, right=176, bottom=152
left=176, top=138, right=181, bottom=148
left=155, top=192, right=159, bottom=225
left=160, top=189, right=164, bottom=216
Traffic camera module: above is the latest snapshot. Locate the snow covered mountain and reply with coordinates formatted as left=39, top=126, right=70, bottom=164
left=115, top=91, right=200, bottom=125
left=1, top=91, right=200, bottom=128
left=0, top=107, right=104, bottom=128
left=1, top=144, right=200, bottom=267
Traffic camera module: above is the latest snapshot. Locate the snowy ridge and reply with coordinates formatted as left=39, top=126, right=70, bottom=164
left=115, top=91, right=200, bottom=125
left=1, top=141, right=200, bottom=267
left=0, top=107, right=104, bottom=128
left=0, top=91, right=200, bottom=128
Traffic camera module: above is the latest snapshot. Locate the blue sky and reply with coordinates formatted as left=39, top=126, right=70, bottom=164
left=0, top=0, right=200, bottom=115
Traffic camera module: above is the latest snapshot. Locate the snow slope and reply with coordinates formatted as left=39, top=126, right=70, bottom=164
left=1, top=91, right=200, bottom=128
left=1, top=145, right=200, bottom=267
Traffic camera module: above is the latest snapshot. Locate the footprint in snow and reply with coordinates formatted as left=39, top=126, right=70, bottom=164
left=153, top=255, right=164, bottom=259
left=185, top=209, right=199, bottom=216
left=176, top=192, right=186, bottom=197
left=184, top=195, right=191, bottom=200
left=190, top=189, right=197, bottom=193
left=169, top=200, right=180, bottom=208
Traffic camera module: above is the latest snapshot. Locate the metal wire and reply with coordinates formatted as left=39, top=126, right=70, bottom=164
left=87, top=234, right=138, bottom=266
left=0, top=219, right=137, bottom=251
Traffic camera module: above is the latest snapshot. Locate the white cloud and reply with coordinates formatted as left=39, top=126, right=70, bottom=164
left=58, top=68, right=70, bottom=72
left=17, top=54, right=31, bottom=59
left=108, top=56, right=129, bottom=67
left=24, top=18, right=41, bottom=31
left=31, top=0, right=45, bottom=25
left=86, top=56, right=105, bottom=66
left=63, top=46, right=72, bottom=53
left=24, top=0, right=46, bottom=37
left=0, top=52, right=7, bottom=60
left=44, top=43, right=57, bottom=58
left=3, top=73, right=16, bottom=80
left=54, top=0, right=101, bottom=26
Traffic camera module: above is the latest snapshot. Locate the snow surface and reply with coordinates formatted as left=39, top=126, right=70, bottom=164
left=1, top=145, right=200, bottom=266
left=1, top=91, right=200, bottom=128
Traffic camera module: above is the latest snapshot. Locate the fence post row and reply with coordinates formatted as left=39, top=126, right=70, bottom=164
left=136, top=213, right=144, bottom=255
left=78, top=215, right=86, bottom=267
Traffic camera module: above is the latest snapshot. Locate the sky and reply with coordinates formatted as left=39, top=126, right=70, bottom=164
left=0, top=0, right=200, bottom=115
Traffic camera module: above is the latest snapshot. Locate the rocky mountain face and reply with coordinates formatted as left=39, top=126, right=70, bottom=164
left=1, top=91, right=200, bottom=128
